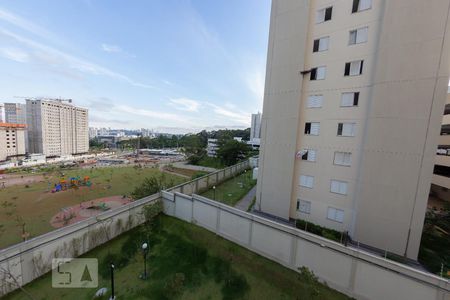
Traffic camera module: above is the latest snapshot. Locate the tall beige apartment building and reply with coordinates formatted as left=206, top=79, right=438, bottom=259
left=256, top=0, right=450, bottom=259
left=26, top=99, right=89, bottom=157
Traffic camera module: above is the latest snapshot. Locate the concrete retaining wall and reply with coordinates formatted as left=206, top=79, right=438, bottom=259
left=162, top=192, right=450, bottom=300
left=0, top=194, right=159, bottom=296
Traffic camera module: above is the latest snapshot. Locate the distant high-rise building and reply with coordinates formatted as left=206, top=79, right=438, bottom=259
left=4, top=103, right=27, bottom=124
left=250, top=113, right=261, bottom=141
left=207, top=139, right=219, bottom=157
left=0, top=104, right=4, bottom=122
left=0, top=123, right=26, bottom=161
left=26, top=99, right=89, bottom=157
left=256, top=0, right=450, bottom=259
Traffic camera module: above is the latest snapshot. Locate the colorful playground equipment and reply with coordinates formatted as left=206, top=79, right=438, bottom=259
left=51, top=175, right=92, bottom=193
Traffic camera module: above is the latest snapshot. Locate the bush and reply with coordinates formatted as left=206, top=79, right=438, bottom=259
left=295, top=219, right=341, bottom=243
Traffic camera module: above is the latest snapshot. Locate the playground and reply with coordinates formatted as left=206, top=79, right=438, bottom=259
left=0, top=166, right=185, bottom=249
left=50, top=195, right=131, bottom=228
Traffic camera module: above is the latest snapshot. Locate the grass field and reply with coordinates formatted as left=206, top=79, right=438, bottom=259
left=4, top=215, right=350, bottom=300
left=201, top=171, right=256, bottom=206
left=0, top=166, right=185, bottom=249
left=194, top=157, right=225, bottom=169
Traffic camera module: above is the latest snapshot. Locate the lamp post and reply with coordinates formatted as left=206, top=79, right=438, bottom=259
left=141, top=242, right=148, bottom=280
left=110, top=263, right=115, bottom=300
left=213, top=185, right=216, bottom=200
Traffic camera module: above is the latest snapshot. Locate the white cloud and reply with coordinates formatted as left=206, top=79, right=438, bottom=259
left=169, top=98, right=200, bottom=112
left=0, top=28, right=153, bottom=88
left=0, top=7, right=56, bottom=42
left=116, top=104, right=188, bottom=123
left=245, top=70, right=265, bottom=104
left=206, top=102, right=250, bottom=126
left=101, top=44, right=122, bottom=53
left=0, top=47, right=29, bottom=62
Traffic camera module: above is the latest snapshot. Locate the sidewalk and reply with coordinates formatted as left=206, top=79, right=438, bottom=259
left=172, top=161, right=218, bottom=173
left=235, top=186, right=257, bottom=211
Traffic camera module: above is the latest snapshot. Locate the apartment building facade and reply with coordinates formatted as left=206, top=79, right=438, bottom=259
left=0, top=123, right=26, bottom=161
left=431, top=93, right=450, bottom=202
left=26, top=99, right=89, bottom=157
left=4, top=103, right=27, bottom=124
left=256, top=0, right=450, bottom=259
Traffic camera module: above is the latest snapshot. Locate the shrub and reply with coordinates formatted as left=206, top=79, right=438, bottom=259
left=295, top=219, right=341, bottom=243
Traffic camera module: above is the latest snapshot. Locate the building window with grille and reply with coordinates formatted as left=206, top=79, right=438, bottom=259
left=313, top=36, right=329, bottom=52
left=310, top=66, right=326, bottom=80
left=337, top=123, right=356, bottom=137
left=301, top=149, right=317, bottom=162
left=352, top=0, right=372, bottom=13
left=305, top=122, right=320, bottom=136
left=297, top=199, right=311, bottom=214
left=307, top=95, right=323, bottom=108
left=334, top=152, right=352, bottom=166
left=300, top=175, right=314, bottom=188
left=341, top=92, right=359, bottom=107
left=344, top=60, right=364, bottom=76
left=330, top=180, right=348, bottom=195
left=327, top=207, right=345, bottom=223
left=349, top=27, right=368, bottom=45
left=316, top=6, right=333, bottom=23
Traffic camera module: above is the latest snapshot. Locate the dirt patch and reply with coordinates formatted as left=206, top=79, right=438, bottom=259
left=0, top=174, right=44, bottom=188
left=50, top=195, right=131, bottom=228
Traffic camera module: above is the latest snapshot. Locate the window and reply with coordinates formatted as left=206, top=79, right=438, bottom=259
left=313, top=37, right=329, bottom=52
left=344, top=60, right=364, bottom=76
left=337, top=123, right=356, bottom=136
left=352, top=0, right=372, bottom=13
left=349, top=27, right=368, bottom=45
left=307, top=95, right=323, bottom=108
left=316, top=6, right=333, bottom=23
left=301, top=149, right=317, bottom=162
left=304, top=122, right=320, bottom=135
left=300, top=175, right=314, bottom=188
left=341, top=92, right=359, bottom=107
left=327, top=207, right=345, bottom=223
left=297, top=199, right=311, bottom=214
left=334, top=152, right=352, bottom=166
left=310, top=66, right=326, bottom=80
left=330, top=180, right=348, bottom=195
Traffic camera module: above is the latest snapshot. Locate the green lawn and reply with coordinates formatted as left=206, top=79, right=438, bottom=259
left=4, top=215, right=350, bottom=300
left=0, top=166, right=185, bottom=249
left=194, top=157, right=225, bottom=169
left=201, top=171, right=256, bottom=206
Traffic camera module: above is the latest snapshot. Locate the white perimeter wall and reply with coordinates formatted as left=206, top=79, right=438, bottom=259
left=162, top=192, right=450, bottom=300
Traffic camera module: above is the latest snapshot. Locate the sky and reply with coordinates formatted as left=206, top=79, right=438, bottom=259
left=0, top=0, right=271, bottom=134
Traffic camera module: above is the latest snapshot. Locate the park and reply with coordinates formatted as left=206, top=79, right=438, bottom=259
left=0, top=165, right=186, bottom=249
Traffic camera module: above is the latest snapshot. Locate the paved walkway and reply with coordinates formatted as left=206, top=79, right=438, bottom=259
left=235, top=186, right=257, bottom=211
left=172, top=161, right=218, bottom=173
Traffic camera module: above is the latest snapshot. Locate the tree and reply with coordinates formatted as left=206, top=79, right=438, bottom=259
left=216, top=140, right=250, bottom=166
left=131, top=174, right=173, bottom=200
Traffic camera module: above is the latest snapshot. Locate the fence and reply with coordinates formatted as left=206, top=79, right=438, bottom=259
left=162, top=192, right=450, bottom=300
left=0, top=159, right=250, bottom=297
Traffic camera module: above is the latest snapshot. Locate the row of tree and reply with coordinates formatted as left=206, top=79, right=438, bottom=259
left=90, top=128, right=255, bottom=166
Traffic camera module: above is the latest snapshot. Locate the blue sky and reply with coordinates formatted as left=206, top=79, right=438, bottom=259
left=0, top=0, right=271, bottom=133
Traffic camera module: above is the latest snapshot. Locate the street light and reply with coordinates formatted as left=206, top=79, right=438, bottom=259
left=213, top=185, right=216, bottom=200
left=140, top=242, right=149, bottom=280
left=110, top=263, right=115, bottom=300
